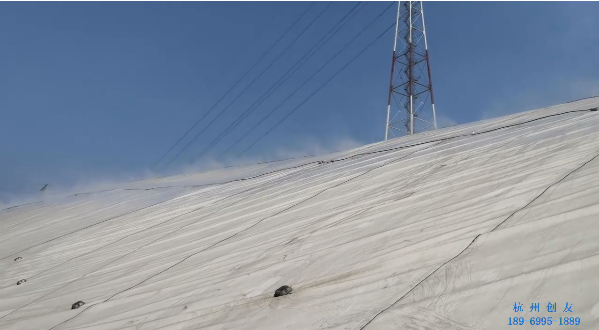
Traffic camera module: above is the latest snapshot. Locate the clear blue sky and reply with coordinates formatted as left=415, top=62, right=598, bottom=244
left=1, top=1, right=598, bottom=202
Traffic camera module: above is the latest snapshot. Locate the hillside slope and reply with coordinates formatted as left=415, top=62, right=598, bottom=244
left=2, top=97, right=599, bottom=330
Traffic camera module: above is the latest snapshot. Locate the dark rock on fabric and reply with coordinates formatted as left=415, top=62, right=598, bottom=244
left=274, top=285, right=292, bottom=297
left=72, top=301, right=85, bottom=310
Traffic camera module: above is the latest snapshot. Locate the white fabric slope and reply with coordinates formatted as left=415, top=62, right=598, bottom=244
left=1, top=97, right=599, bottom=330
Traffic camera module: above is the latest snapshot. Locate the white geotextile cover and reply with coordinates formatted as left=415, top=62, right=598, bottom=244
left=1, top=97, right=599, bottom=330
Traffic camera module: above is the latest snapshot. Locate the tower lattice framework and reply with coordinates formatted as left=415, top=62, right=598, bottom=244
left=385, top=1, right=437, bottom=140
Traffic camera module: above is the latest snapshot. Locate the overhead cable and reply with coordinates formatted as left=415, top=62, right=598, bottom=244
left=228, top=2, right=394, bottom=155
left=238, top=21, right=396, bottom=156
left=228, top=4, right=395, bottom=156
left=151, top=2, right=315, bottom=169
left=194, top=2, right=367, bottom=160
left=161, top=2, right=333, bottom=170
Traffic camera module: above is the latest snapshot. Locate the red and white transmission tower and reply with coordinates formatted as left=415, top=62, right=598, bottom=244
left=385, top=1, right=437, bottom=140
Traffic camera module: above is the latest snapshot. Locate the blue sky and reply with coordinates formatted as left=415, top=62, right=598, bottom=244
left=1, top=1, right=598, bottom=203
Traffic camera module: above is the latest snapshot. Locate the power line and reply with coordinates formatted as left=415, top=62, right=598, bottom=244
left=227, top=2, right=393, bottom=155
left=238, top=21, right=396, bottom=156
left=151, top=2, right=315, bottom=170
left=224, top=3, right=394, bottom=156
left=161, top=2, right=333, bottom=170
left=196, top=2, right=365, bottom=160
left=194, top=2, right=367, bottom=160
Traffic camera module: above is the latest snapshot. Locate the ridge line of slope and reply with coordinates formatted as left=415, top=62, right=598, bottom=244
left=50, top=106, right=599, bottom=201
left=3, top=104, right=595, bottom=212
left=565, top=95, right=599, bottom=103
left=61, top=160, right=320, bottom=199
left=343, top=108, right=597, bottom=164
left=128, top=108, right=598, bottom=197
left=55, top=107, right=599, bottom=202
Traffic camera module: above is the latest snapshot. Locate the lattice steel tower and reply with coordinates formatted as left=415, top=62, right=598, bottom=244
left=385, top=1, right=437, bottom=140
